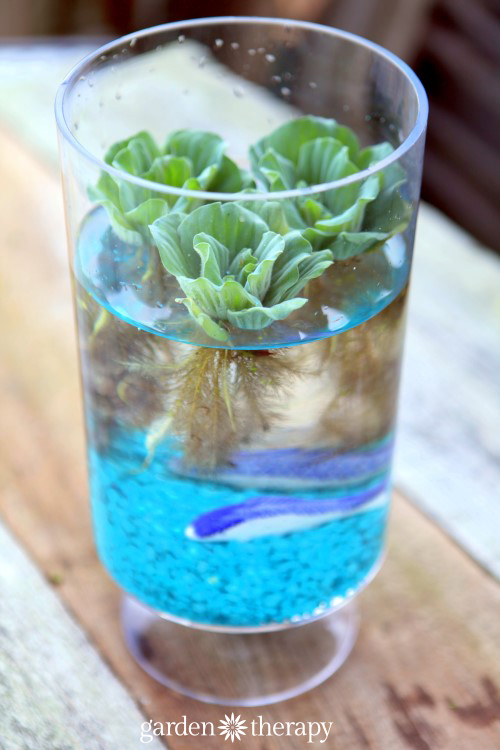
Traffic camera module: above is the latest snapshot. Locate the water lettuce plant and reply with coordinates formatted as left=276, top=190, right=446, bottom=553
left=150, top=202, right=333, bottom=341
left=88, top=129, right=254, bottom=245
left=250, top=116, right=410, bottom=260
left=90, top=118, right=410, bottom=341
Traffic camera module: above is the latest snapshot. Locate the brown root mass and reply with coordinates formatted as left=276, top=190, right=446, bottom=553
left=150, top=347, right=302, bottom=469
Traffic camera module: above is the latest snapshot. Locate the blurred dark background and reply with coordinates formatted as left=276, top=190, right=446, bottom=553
left=1, top=0, right=499, bottom=250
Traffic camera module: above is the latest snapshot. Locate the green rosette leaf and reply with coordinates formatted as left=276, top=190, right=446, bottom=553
left=150, top=202, right=333, bottom=340
left=249, top=116, right=411, bottom=260
left=89, top=130, right=255, bottom=245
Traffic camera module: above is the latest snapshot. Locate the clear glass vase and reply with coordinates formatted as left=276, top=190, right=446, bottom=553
left=55, top=17, right=427, bottom=706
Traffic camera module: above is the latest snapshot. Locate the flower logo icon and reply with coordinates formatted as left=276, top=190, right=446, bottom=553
left=218, top=713, right=247, bottom=742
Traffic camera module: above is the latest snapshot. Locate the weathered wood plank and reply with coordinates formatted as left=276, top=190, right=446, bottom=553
left=0, top=524, right=164, bottom=750
left=397, top=204, right=500, bottom=578
left=1, top=129, right=500, bottom=749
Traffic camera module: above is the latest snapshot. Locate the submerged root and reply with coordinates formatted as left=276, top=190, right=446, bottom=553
left=313, top=287, right=408, bottom=449
left=135, top=347, right=303, bottom=470
left=77, top=285, right=171, bottom=449
left=165, top=347, right=302, bottom=469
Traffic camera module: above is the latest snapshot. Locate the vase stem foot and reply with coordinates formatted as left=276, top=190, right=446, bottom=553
left=121, top=595, right=360, bottom=706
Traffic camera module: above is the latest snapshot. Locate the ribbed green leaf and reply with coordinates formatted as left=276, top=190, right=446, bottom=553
left=89, top=172, right=119, bottom=206
left=297, top=196, right=330, bottom=227
left=165, top=130, right=225, bottom=178
left=178, top=203, right=267, bottom=258
left=95, top=199, right=143, bottom=245
left=143, top=156, right=192, bottom=192
left=333, top=124, right=360, bottom=162
left=250, top=116, right=339, bottom=168
left=220, top=279, right=260, bottom=311
left=192, top=233, right=228, bottom=284
left=177, top=276, right=226, bottom=318
left=149, top=213, right=194, bottom=277
left=229, top=248, right=258, bottom=279
left=226, top=297, right=307, bottom=329
left=125, top=198, right=170, bottom=232
left=244, top=232, right=285, bottom=299
left=363, top=180, right=412, bottom=235
left=210, top=155, right=255, bottom=192
left=180, top=298, right=229, bottom=341
left=297, top=137, right=346, bottom=185
left=316, top=174, right=381, bottom=233
left=265, top=232, right=317, bottom=305
left=285, top=250, right=334, bottom=298
left=105, top=131, right=160, bottom=169
left=329, top=231, right=388, bottom=260
left=258, top=149, right=296, bottom=190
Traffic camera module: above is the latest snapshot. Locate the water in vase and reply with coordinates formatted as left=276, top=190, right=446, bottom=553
left=76, top=207, right=409, bottom=628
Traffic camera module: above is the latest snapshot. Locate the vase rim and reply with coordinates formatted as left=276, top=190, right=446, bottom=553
left=55, top=15, right=428, bottom=202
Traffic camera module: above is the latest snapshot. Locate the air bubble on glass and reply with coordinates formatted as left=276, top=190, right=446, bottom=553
left=271, top=74, right=282, bottom=83
left=265, top=53, right=276, bottom=63
left=233, top=86, right=244, bottom=98
left=178, top=34, right=186, bottom=44
left=230, top=41, right=240, bottom=50
left=281, top=86, right=291, bottom=97
left=308, top=81, right=317, bottom=89
left=248, top=48, right=256, bottom=56
left=214, top=38, right=224, bottom=48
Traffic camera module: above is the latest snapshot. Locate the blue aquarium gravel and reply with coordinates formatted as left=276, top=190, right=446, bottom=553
left=89, top=428, right=389, bottom=627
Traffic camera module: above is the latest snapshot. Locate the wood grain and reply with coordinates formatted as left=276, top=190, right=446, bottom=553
left=0, top=523, right=164, bottom=750
left=396, top=203, right=500, bottom=579
left=1, top=128, right=500, bottom=749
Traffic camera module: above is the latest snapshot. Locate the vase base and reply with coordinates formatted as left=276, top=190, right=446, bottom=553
left=121, top=595, right=359, bottom=706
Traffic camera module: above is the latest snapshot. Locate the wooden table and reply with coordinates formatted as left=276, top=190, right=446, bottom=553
left=1, top=45, right=500, bottom=750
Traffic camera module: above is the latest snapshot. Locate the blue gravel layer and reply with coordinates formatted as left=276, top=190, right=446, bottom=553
left=89, top=429, right=389, bottom=627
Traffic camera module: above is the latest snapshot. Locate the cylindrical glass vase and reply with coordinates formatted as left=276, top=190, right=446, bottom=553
left=56, top=17, right=427, bottom=706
